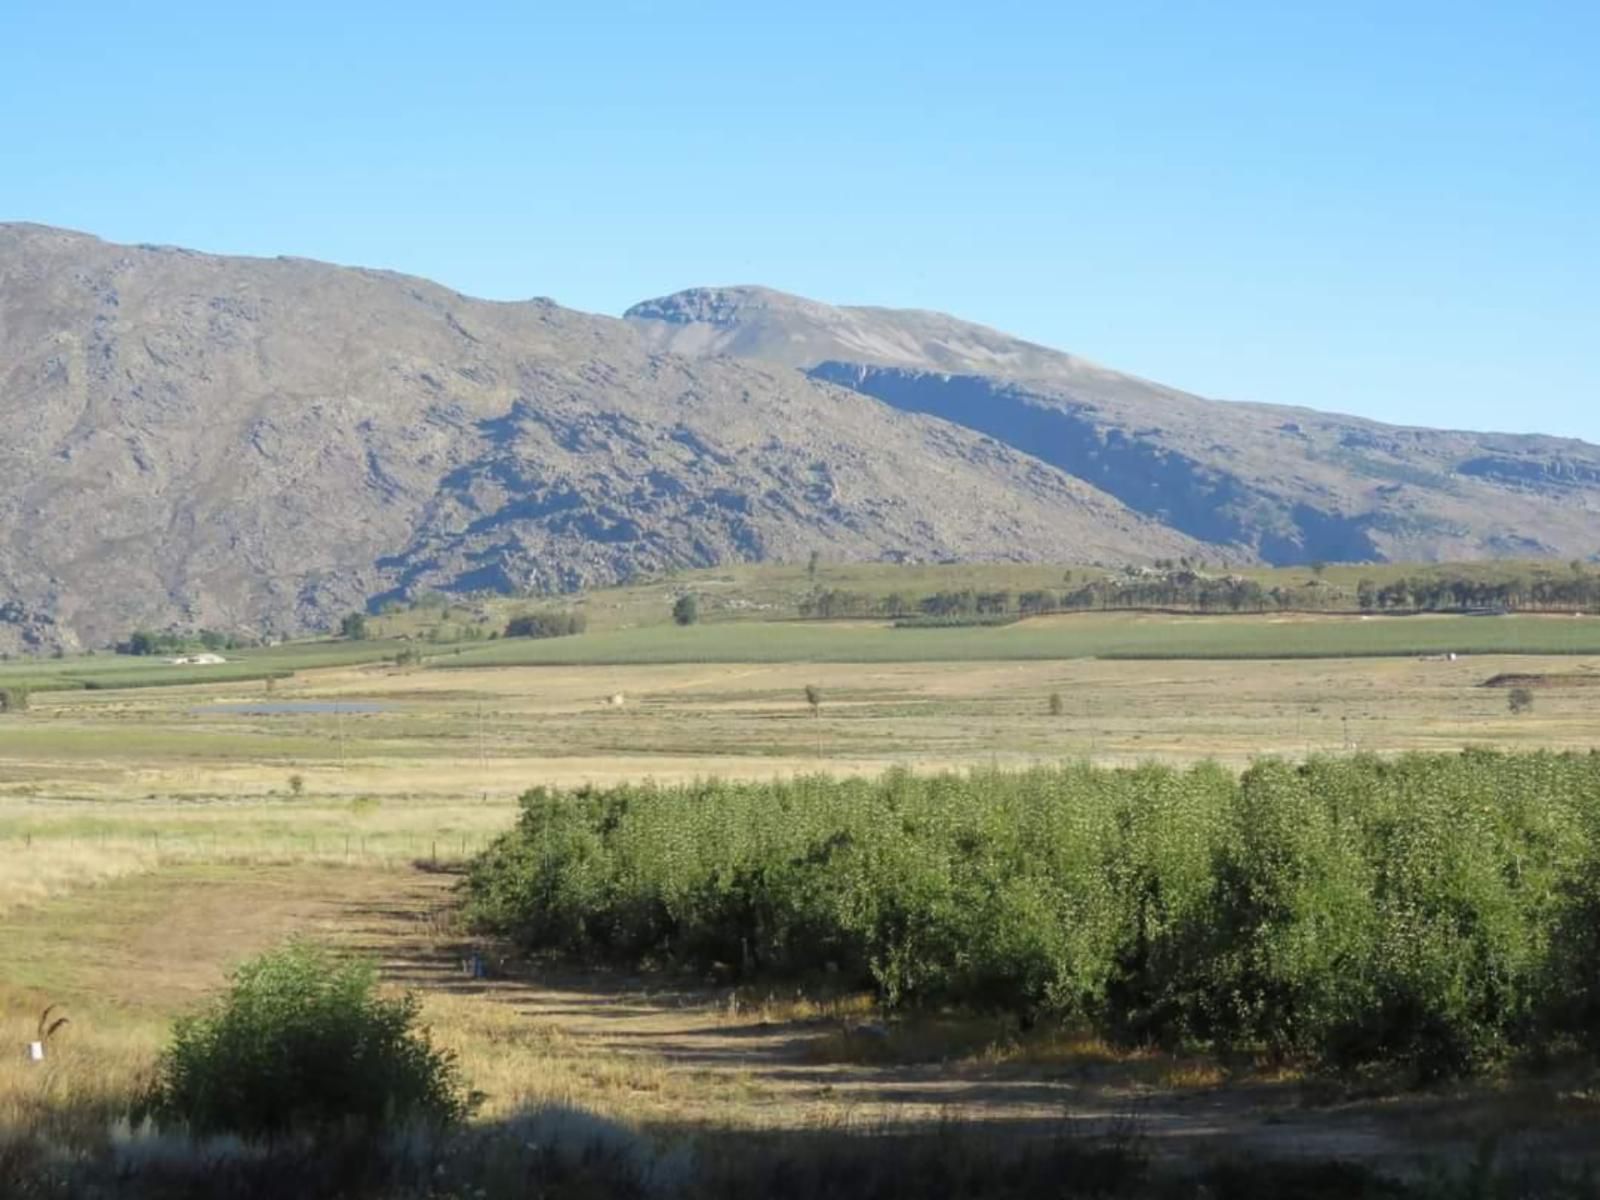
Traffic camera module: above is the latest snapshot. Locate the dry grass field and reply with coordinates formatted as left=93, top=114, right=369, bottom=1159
left=5, top=648, right=1597, bottom=810
left=4, top=608, right=1600, bottom=1192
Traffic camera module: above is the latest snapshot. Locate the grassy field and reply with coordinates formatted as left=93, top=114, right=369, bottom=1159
left=5, top=576, right=1600, bottom=1195
left=4, top=649, right=1599, bottom=810
left=510, top=557, right=1600, bottom=628
left=0, top=637, right=445, bottom=694
left=438, top=610, right=1600, bottom=666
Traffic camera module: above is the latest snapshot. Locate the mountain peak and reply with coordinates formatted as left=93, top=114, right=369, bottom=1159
left=624, top=286, right=828, bottom=328
left=625, top=285, right=1102, bottom=380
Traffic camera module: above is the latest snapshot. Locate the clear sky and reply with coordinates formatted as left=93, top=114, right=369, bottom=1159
left=5, top=2, right=1595, bottom=440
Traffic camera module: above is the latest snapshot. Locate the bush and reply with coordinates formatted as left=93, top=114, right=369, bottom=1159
left=464, top=753, right=1600, bottom=1078
left=0, top=686, right=28, bottom=714
left=1508, top=686, right=1535, bottom=714
left=145, top=941, right=471, bottom=1139
left=503, top=611, right=587, bottom=640
left=339, top=613, right=369, bottom=641
left=673, top=594, right=699, bottom=626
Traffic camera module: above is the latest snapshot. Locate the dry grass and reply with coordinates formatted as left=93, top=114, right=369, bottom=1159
left=0, top=839, right=162, bottom=915
left=2, top=629, right=1599, bottom=1194
left=3, top=648, right=1599, bottom=808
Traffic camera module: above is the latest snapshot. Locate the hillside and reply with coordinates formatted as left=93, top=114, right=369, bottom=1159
left=627, top=287, right=1600, bottom=566
left=0, top=225, right=1201, bottom=653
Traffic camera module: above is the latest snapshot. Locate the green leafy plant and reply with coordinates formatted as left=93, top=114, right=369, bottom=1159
left=145, top=941, right=472, bottom=1139
left=464, top=752, right=1600, bottom=1079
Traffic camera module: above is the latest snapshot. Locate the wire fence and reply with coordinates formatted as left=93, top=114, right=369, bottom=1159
left=0, top=830, right=502, bottom=867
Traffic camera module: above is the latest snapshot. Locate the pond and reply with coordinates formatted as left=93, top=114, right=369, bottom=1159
left=190, top=701, right=394, bottom=716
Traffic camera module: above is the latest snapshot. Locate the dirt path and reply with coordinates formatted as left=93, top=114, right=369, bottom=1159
left=6, top=861, right=1591, bottom=1171
left=344, top=870, right=1549, bottom=1167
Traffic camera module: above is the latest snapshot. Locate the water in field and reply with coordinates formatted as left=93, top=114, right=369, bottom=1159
left=191, top=701, right=393, bottom=716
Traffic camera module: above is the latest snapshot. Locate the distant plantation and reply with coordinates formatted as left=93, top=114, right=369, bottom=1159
left=441, top=610, right=1600, bottom=667
left=799, top=561, right=1600, bottom=621
left=467, top=753, right=1600, bottom=1078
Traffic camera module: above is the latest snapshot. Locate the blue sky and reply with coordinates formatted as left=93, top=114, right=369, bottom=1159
left=5, top=2, right=1595, bottom=439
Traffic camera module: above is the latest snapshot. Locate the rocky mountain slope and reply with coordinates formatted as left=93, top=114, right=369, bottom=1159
left=0, top=226, right=1201, bottom=652
left=628, top=287, right=1600, bottom=567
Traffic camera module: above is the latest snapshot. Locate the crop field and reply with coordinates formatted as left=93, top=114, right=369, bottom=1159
left=0, top=637, right=441, bottom=694
left=466, top=753, right=1600, bottom=1076
left=4, top=587, right=1600, bottom=1194
left=443, top=611, right=1600, bottom=666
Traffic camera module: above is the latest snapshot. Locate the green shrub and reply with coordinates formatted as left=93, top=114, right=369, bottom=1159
left=145, top=941, right=471, bottom=1139
left=464, top=754, right=1600, bottom=1079
left=503, top=610, right=587, bottom=639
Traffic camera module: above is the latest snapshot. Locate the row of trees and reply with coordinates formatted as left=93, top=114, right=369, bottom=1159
left=1357, top=573, right=1600, bottom=612
left=503, top=611, right=587, bottom=639
left=121, top=628, right=242, bottom=656
left=795, top=567, right=1600, bottom=622
left=465, top=752, right=1600, bottom=1080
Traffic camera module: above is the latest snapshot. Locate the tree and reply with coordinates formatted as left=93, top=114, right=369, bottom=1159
left=1508, top=687, right=1535, bottom=715
left=504, top=611, right=586, bottom=639
left=673, top=594, right=699, bottom=627
left=1048, top=691, right=1064, bottom=716
left=127, top=630, right=159, bottom=656
left=340, top=612, right=369, bottom=641
left=804, top=684, right=822, bottom=716
left=0, top=687, right=29, bottom=714
left=803, top=685, right=823, bottom=757
left=807, top=550, right=821, bottom=581
left=287, top=773, right=305, bottom=797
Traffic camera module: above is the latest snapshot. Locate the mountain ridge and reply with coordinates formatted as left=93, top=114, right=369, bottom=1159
left=627, top=285, right=1600, bottom=567
left=0, top=224, right=1203, bottom=653
left=3, top=224, right=1598, bottom=654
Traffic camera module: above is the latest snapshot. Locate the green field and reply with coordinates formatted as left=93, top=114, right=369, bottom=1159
left=0, top=638, right=440, bottom=694
left=441, top=611, right=1600, bottom=666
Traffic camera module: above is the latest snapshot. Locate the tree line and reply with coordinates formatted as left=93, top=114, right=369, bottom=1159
left=797, top=565, right=1600, bottom=621
left=464, top=752, right=1600, bottom=1080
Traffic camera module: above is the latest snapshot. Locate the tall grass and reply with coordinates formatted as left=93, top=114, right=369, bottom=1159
left=466, top=753, right=1600, bottom=1078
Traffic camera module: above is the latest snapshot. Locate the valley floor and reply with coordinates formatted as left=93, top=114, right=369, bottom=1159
left=3, top=643, right=1599, bottom=1192
left=5, top=860, right=1597, bottom=1181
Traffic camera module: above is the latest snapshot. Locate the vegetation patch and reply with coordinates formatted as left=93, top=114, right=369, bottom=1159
left=1481, top=672, right=1600, bottom=690
left=466, top=753, right=1600, bottom=1080
left=143, top=941, right=473, bottom=1139
left=891, top=613, right=1021, bottom=629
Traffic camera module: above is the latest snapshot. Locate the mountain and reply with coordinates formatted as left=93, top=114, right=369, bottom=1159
left=6, top=227, right=1596, bottom=654
left=627, top=287, right=1600, bottom=566
left=0, top=225, right=1202, bottom=653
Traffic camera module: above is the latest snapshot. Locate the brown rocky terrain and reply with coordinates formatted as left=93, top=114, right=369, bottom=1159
left=5, top=227, right=1597, bottom=653
left=0, top=226, right=1199, bottom=652
left=629, top=286, right=1600, bottom=567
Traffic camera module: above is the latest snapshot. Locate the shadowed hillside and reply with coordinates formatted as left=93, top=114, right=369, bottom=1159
left=0, top=226, right=1202, bottom=652
left=629, top=287, right=1600, bottom=566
